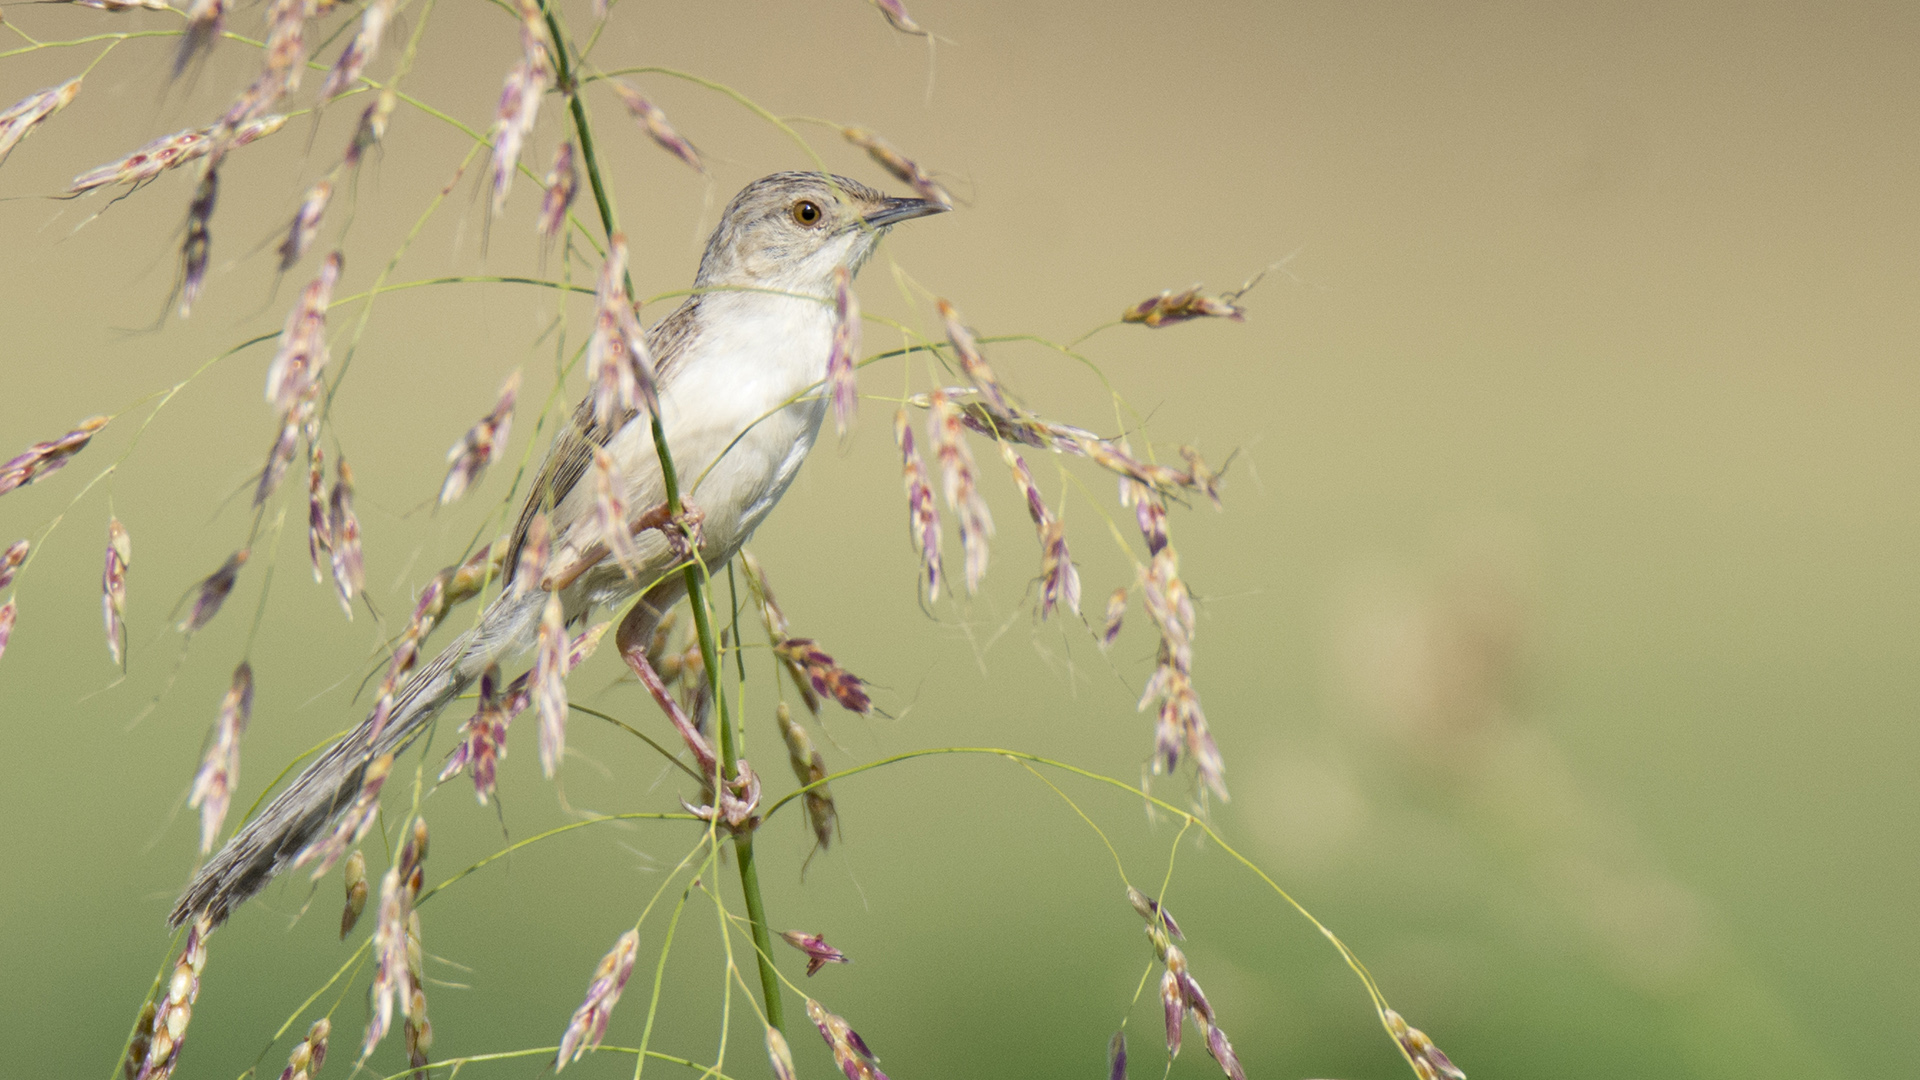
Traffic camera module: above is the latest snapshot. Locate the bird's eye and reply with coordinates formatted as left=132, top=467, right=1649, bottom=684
left=791, top=199, right=823, bottom=226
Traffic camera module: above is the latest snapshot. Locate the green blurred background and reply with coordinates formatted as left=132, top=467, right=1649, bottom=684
left=1, top=1, right=1915, bottom=1077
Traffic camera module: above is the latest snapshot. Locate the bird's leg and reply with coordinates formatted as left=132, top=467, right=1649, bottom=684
left=540, top=499, right=707, bottom=592
left=616, top=581, right=716, bottom=777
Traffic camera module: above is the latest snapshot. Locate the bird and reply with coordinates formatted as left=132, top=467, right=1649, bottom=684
left=170, top=171, right=946, bottom=928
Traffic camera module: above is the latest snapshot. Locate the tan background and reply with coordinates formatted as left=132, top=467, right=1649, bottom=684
left=0, top=1, right=1915, bottom=1077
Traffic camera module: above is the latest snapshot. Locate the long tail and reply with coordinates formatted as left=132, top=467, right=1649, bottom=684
left=170, top=622, right=484, bottom=928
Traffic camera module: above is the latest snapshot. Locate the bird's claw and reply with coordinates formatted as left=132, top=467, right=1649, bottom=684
left=658, top=503, right=704, bottom=560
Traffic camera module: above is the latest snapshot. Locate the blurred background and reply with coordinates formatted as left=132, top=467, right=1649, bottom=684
left=1, top=1, right=1915, bottom=1077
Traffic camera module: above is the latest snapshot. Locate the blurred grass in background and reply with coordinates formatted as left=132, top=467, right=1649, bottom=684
left=0, top=1, right=1915, bottom=1078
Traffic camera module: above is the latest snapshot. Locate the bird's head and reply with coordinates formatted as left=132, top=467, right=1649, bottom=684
left=694, top=171, right=947, bottom=296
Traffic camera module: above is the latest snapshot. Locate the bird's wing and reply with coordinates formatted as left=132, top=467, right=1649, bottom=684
left=501, top=297, right=703, bottom=587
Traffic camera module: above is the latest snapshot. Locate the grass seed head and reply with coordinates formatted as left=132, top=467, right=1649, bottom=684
left=328, top=459, right=361, bottom=617
left=937, top=299, right=1008, bottom=411
left=487, top=36, right=551, bottom=216
left=187, top=661, right=253, bottom=852
left=278, top=180, right=332, bottom=271
left=0, top=76, right=81, bottom=168
left=893, top=408, right=943, bottom=602
left=306, top=448, right=329, bottom=581
left=828, top=265, right=861, bottom=436
left=1382, top=1009, right=1467, bottom=1080
left=321, top=0, right=393, bottom=101
left=362, top=866, right=405, bottom=1059
left=535, top=593, right=567, bottom=777
left=929, top=389, right=993, bottom=592
left=178, top=165, right=219, bottom=316
left=781, top=930, right=850, bottom=976
left=122, top=1001, right=157, bottom=1080
left=590, top=447, right=646, bottom=577
left=0, top=538, right=27, bottom=590
left=556, top=929, right=639, bottom=1069
left=1109, top=1030, right=1127, bottom=1080
left=0, top=598, right=13, bottom=664
left=70, top=116, right=286, bottom=194
left=341, top=849, right=368, bottom=938
left=0, top=415, right=109, bottom=497
left=537, top=141, right=577, bottom=240
left=513, top=514, right=550, bottom=598
left=440, top=369, right=520, bottom=504
left=441, top=663, right=508, bottom=803
left=807, top=998, right=889, bottom=1080
left=842, top=125, right=948, bottom=207
left=344, top=89, right=395, bottom=168
left=277, top=1017, right=330, bottom=1080
left=180, top=548, right=247, bottom=634
left=266, top=251, right=341, bottom=413
left=610, top=82, right=704, bottom=172
left=1126, top=886, right=1184, bottom=940
left=775, top=638, right=872, bottom=715
left=765, top=1027, right=798, bottom=1080
left=138, top=917, right=212, bottom=1080
left=1101, top=587, right=1127, bottom=650
left=1121, top=285, right=1247, bottom=328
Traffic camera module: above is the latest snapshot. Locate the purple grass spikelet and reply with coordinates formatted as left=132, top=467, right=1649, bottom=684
left=842, top=126, right=949, bottom=208
left=178, top=165, right=218, bottom=317
left=328, top=459, right=362, bottom=617
left=187, top=662, right=253, bottom=852
left=295, top=751, right=390, bottom=879
left=609, top=82, right=703, bottom=172
left=871, top=0, right=928, bottom=35
left=535, top=593, right=566, bottom=777
left=1121, top=284, right=1247, bottom=328
left=135, top=916, right=212, bottom=1080
left=938, top=299, right=1010, bottom=411
left=555, top=929, right=639, bottom=1069
left=439, top=370, right=519, bottom=504
left=103, top=519, right=130, bottom=667
left=277, top=180, right=332, bottom=272
left=0, top=539, right=24, bottom=591
left=781, top=930, right=850, bottom=976
left=441, top=664, right=508, bottom=802
left=1101, top=587, right=1127, bottom=650
left=1383, top=1008, right=1468, bottom=1080
left=929, top=389, right=992, bottom=592
left=69, top=115, right=285, bottom=195
left=0, top=77, right=81, bottom=169
left=321, top=0, right=393, bottom=101
left=181, top=549, right=247, bottom=634
left=0, top=598, right=14, bottom=665
left=266, top=251, right=341, bottom=413
left=806, top=998, right=889, bottom=1080
left=537, top=141, right=577, bottom=240
left=765, top=1027, right=798, bottom=1080
left=0, top=415, right=109, bottom=497
left=277, top=1018, right=329, bottom=1080
left=828, top=265, right=860, bottom=436
left=1109, top=1030, right=1128, bottom=1080
left=775, top=638, right=872, bottom=715
left=893, top=409, right=942, bottom=602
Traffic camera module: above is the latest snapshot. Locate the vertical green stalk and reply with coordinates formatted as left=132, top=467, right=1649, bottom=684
left=544, top=3, right=785, bottom=1034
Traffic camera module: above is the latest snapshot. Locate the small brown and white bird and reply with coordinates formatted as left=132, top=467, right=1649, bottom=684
left=171, top=172, right=945, bottom=927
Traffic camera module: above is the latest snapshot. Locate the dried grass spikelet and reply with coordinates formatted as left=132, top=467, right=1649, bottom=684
left=306, top=447, right=329, bottom=582
left=344, top=89, right=395, bottom=168
left=1135, top=529, right=1227, bottom=799
left=780, top=929, right=850, bottom=976
left=871, top=0, right=928, bottom=35
left=362, top=866, right=404, bottom=1058
left=134, top=916, right=212, bottom=1080
left=321, top=0, right=394, bottom=102
left=584, top=236, right=659, bottom=428
left=537, top=141, right=577, bottom=240
left=440, top=370, right=520, bottom=504
left=187, top=662, right=253, bottom=852
left=590, top=448, right=647, bottom=578
left=805, top=998, right=888, bottom=1080
left=556, top=929, right=639, bottom=1070
left=1121, top=284, right=1248, bottom=328
left=294, top=750, right=390, bottom=879
left=0, top=415, right=109, bottom=497
left=1101, top=586, right=1127, bottom=650
left=1382, top=1008, right=1468, bottom=1080
left=609, top=81, right=704, bottom=172
left=827, top=265, right=861, bottom=436
left=776, top=701, right=838, bottom=854
left=1108, top=1030, right=1128, bottom=1080
left=928, top=388, right=993, bottom=593
left=891, top=410, right=942, bottom=603
left=276, top=1017, right=329, bottom=1080
left=102, top=519, right=130, bottom=667
left=277, top=180, right=332, bottom=272
left=121, top=1000, right=156, bottom=1080
left=0, top=538, right=26, bottom=590
left=842, top=125, right=949, bottom=207
left=0, top=76, right=81, bottom=169
left=512, top=513, right=551, bottom=600
left=180, top=548, right=246, bottom=634
left=340, top=849, right=368, bottom=938
left=328, top=459, right=362, bottom=617
left=0, top=597, right=15, bottom=665
left=69, top=115, right=286, bottom=194
left=253, top=406, right=303, bottom=507
left=1144, top=926, right=1245, bottom=1080
left=997, top=443, right=1079, bottom=618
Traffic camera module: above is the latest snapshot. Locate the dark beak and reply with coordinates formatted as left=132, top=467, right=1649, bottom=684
left=862, top=196, right=949, bottom=229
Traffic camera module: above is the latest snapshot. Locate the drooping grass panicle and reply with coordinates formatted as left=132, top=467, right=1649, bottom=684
left=180, top=549, right=247, bottom=634
left=555, top=929, right=639, bottom=1070
left=0, top=539, right=26, bottom=591
left=328, top=459, right=362, bottom=617
left=0, top=77, right=81, bottom=169
left=187, top=662, right=253, bottom=853
left=828, top=265, right=860, bottom=436
left=0, top=415, right=109, bottom=497
left=1383, top=1009, right=1468, bottom=1080
left=133, top=917, right=213, bottom=1080
left=588, top=447, right=649, bottom=578
left=928, top=388, right=993, bottom=593
left=1137, top=896, right=1244, bottom=1080
left=892, top=408, right=942, bottom=603
left=841, top=125, right=948, bottom=208
left=486, top=1, right=554, bottom=217
left=609, top=81, right=704, bottom=172
left=69, top=115, right=288, bottom=195
left=440, top=369, right=520, bottom=504
left=537, top=141, right=578, bottom=241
